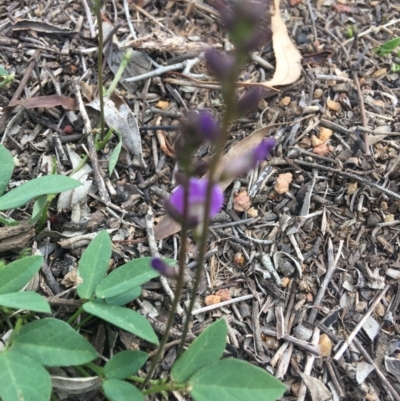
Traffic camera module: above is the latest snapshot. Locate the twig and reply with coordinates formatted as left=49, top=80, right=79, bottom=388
left=353, top=337, right=400, bottom=401
left=124, top=57, right=202, bottom=83
left=262, top=329, right=321, bottom=356
left=297, top=328, right=320, bottom=401
left=353, top=71, right=369, bottom=155
left=80, top=0, right=96, bottom=38
left=192, top=294, right=254, bottom=315
left=307, top=238, right=342, bottom=324
left=294, top=160, right=400, bottom=202
left=333, top=285, right=390, bottom=361
left=130, top=3, right=175, bottom=35
left=145, top=207, right=183, bottom=315
left=123, top=0, right=137, bottom=40
left=343, top=18, right=400, bottom=46
left=71, top=80, right=111, bottom=205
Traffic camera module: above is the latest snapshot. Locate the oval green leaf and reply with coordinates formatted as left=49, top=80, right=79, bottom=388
left=0, top=350, right=51, bottom=401
left=0, top=175, right=82, bottom=211
left=83, top=301, right=159, bottom=345
left=95, top=257, right=160, bottom=299
left=172, top=319, right=227, bottom=383
left=11, top=318, right=97, bottom=366
left=103, top=379, right=145, bottom=401
left=104, top=350, right=148, bottom=380
left=0, top=255, right=43, bottom=295
left=0, top=144, right=14, bottom=196
left=189, top=359, right=286, bottom=401
left=77, top=231, right=112, bottom=299
left=0, top=292, right=51, bottom=313
left=104, top=286, right=142, bottom=306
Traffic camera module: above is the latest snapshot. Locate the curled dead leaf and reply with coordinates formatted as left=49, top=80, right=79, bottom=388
left=215, top=289, right=231, bottom=301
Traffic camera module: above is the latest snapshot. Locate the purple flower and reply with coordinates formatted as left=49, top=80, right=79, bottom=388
left=151, top=258, right=177, bottom=279
left=236, top=87, right=264, bottom=116
left=220, top=138, right=275, bottom=179
left=204, top=49, right=235, bottom=81
left=197, top=111, right=221, bottom=141
left=166, top=178, right=224, bottom=227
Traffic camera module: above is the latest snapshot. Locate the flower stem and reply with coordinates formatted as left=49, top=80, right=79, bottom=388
left=141, top=181, right=190, bottom=389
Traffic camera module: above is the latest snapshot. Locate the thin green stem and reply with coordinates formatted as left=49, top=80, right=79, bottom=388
left=142, top=382, right=187, bottom=396
left=85, top=361, right=104, bottom=377
left=67, top=306, right=83, bottom=325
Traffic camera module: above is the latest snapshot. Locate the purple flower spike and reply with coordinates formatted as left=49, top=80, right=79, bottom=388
left=198, top=111, right=221, bottom=141
left=204, top=49, right=235, bottom=81
left=166, top=178, right=224, bottom=227
left=237, top=87, right=264, bottom=116
left=220, top=138, right=276, bottom=179
left=151, top=257, right=177, bottom=279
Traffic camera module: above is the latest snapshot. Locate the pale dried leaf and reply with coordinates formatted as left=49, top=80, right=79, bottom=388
left=263, top=0, right=302, bottom=87
left=299, top=372, right=332, bottom=401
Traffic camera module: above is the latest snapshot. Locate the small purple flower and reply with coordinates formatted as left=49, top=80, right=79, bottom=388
left=204, top=49, right=235, bottom=81
left=197, top=111, right=221, bottom=141
left=151, top=258, right=177, bottom=279
left=166, top=178, right=224, bottom=227
left=236, top=87, right=264, bottom=116
left=220, top=138, right=275, bottom=179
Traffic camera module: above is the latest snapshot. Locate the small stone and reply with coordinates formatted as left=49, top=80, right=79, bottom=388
left=281, top=277, right=290, bottom=287
left=327, top=99, right=342, bottom=111
left=233, top=190, right=251, bottom=212
left=319, top=127, right=333, bottom=143
left=381, top=201, right=388, bottom=211
left=247, top=207, right=258, bottom=218
left=347, top=182, right=358, bottom=195
left=263, top=336, right=280, bottom=350
left=319, top=334, right=333, bottom=357
left=233, top=253, right=245, bottom=267
left=279, top=96, right=291, bottom=107
left=204, top=295, right=221, bottom=306
left=367, top=213, right=382, bottom=227
left=375, top=302, right=385, bottom=317
left=355, top=302, right=367, bottom=312
left=156, top=100, right=170, bottom=110
left=314, top=88, right=323, bottom=99
left=306, top=292, right=313, bottom=303
left=311, top=135, right=323, bottom=147
left=384, top=214, right=394, bottom=222
left=313, top=144, right=333, bottom=156
left=274, top=172, right=293, bottom=195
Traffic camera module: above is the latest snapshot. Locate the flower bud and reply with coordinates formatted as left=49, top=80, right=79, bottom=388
left=220, top=138, right=275, bottom=180
left=204, top=49, right=235, bottom=81
left=151, top=257, right=177, bottom=279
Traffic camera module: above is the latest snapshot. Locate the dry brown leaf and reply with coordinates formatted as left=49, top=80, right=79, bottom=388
left=233, top=190, right=251, bottom=212
left=262, top=0, right=302, bottom=87
left=299, top=373, right=332, bottom=401
left=319, top=334, right=332, bottom=357
left=153, top=124, right=278, bottom=240
left=8, top=95, right=78, bottom=110
left=319, top=127, right=333, bottom=143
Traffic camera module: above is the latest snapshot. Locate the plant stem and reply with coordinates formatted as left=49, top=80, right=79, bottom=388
left=142, top=381, right=187, bottom=395
left=67, top=306, right=83, bottom=325
left=177, top=61, right=240, bottom=356
left=141, top=182, right=191, bottom=389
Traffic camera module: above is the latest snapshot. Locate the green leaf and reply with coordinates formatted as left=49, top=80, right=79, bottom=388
left=104, top=350, right=148, bottom=380
left=0, top=144, right=14, bottom=196
left=375, top=36, right=400, bottom=56
left=103, top=379, right=145, bottom=401
left=0, top=292, right=51, bottom=313
left=109, top=132, right=122, bottom=175
left=0, top=175, right=82, bottom=211
left=0, top=215, right=19, bottom=226
left=95, top=257, right=160, bottom=299
left=77, top=231, right=112, bottom=299
left=104, top=286, right=142, bottom=306
left=11, top=318, right=97, bottom=366
left=189, top=359, right=286, bottom=401
left=29, top=194, right=48, bottom=224
left=391, top=63, right=400, bottom=72
left=172, top=319, right=227, bottom=383
left=0, top=255, right=43, bottom=294
left=0, top=351, right=51, bottom=401
left=83, top=301, right=159, bottom=345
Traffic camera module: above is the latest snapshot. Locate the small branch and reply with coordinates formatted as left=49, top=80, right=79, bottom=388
left=192, top=294, right=254, bottom=315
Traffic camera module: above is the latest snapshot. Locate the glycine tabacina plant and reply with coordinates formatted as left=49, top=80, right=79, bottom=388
left=0, top=0, right=285, bottom=400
